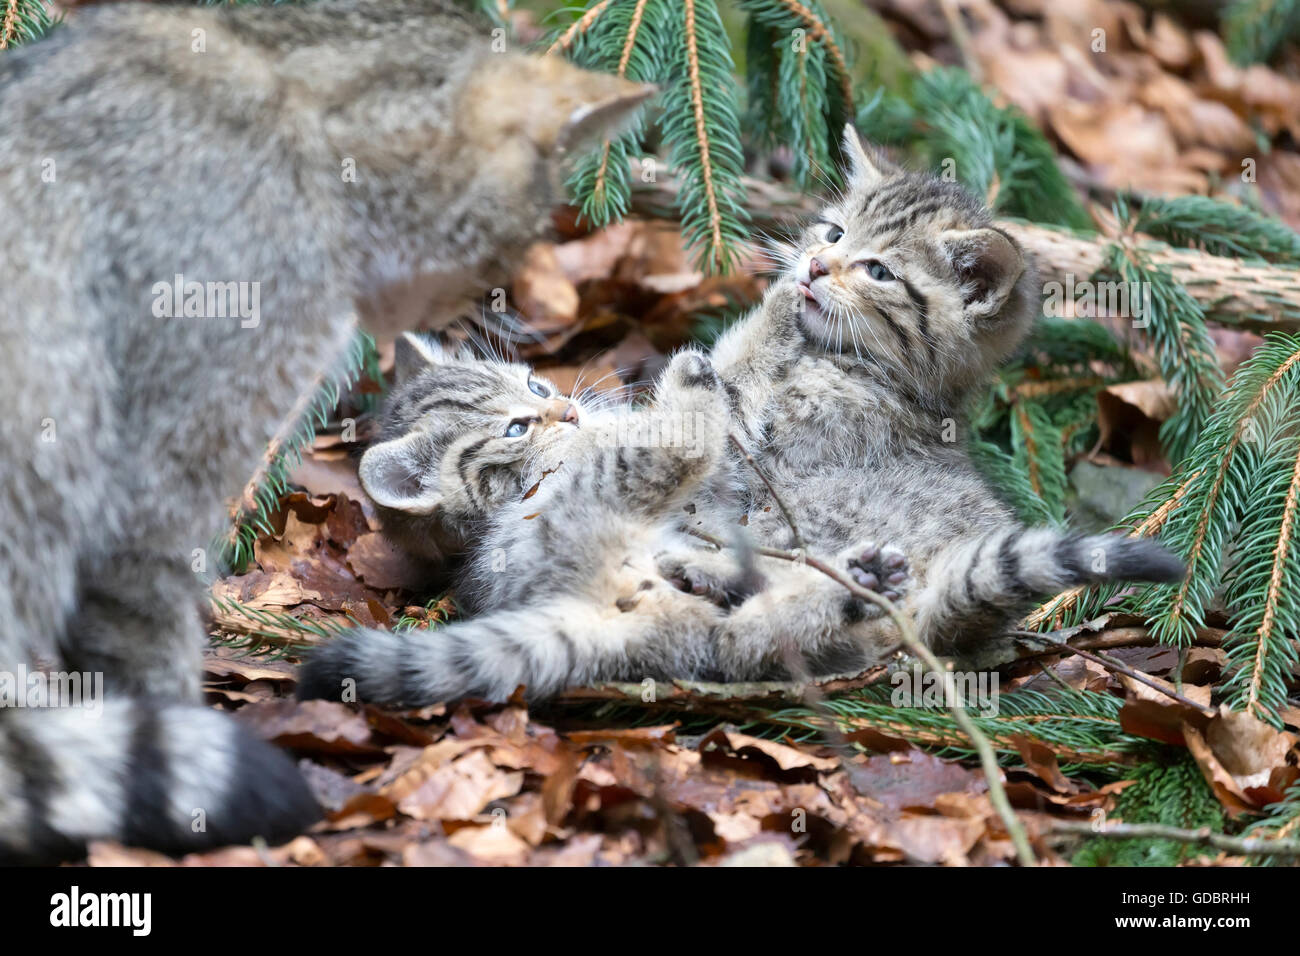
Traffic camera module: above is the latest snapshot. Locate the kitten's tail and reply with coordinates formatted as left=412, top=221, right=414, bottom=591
left=918, top=527, right=1184, bottom=646
left=297, top=597, right=717, bottom=708
left=0, top=702, right=321, bottom=864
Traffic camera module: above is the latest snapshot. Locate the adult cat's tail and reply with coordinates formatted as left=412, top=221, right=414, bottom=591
left=0, top=702, right=321, bottom=864
left=917, top=527, right=1184, bottom=646
left=297, top=596, right=720, bottom=707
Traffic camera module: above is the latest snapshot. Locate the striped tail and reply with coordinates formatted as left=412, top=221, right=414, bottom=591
left=0, top=702, right=321, bottom=864
left=297, top=597, right=717, bottom=707
left=918, top=528, right=1185, bottom=647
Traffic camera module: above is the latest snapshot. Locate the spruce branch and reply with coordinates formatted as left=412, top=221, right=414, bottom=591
left=751, top=0, right=853, bottom=112
left=1023, top=471, right=1199, bottom=631
left=1246, top=784, right=1300, bottom=865
left=1223, top=0, right=1300, bottom=65
left=656, top=0, right=751, bottom=273
left=897, top=67, right=1091, bottom=230
left=1133, top=194, right=1300, bottom=265
left=1103, top=237, right=1223, bottom=464
left=1010, top=630, right=1216, bottom=717
left=1143, top=336, right=1300, bottom=650
left=563, top=0, right=654, bottom=228
left=735, top=0, right=855, bottom=189
left=545, top=0, right=612, bottom=56
left=767, top=684, right=1153, bottom=770
left=0, top=0, right=59, bottom=50
left=1009, top=399, right=1067, bottom=523
left=209, top=596, right=354, bottom=648
left=220, top=329, right=376, bottom=572
left=969, top=438, right=1054, bottom=527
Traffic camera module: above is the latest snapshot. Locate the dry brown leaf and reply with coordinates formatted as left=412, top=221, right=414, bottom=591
left=700, top=728, right=840, bottom=773
left=235, top=699, right=385, bottom=756
left=511, top=242, right=580, bottom=333
left=346, top=530, right=429, bottom=592
left=393, top=749, right=524, bottom=821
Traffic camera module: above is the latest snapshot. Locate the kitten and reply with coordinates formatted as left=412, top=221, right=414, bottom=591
left=0, top=0, right=651, bottom=861
left=686, top=127, right=1184, bottom=668
left=297, top=336, right=745, bottom=704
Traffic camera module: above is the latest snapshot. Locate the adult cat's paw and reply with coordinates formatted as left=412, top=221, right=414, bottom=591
left=847, top=542, right=909, bottom=603
left=667, top=350, right=720, bottom=391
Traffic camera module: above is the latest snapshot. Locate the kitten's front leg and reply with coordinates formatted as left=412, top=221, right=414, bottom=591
left=637, top=349, right=733, bottom=483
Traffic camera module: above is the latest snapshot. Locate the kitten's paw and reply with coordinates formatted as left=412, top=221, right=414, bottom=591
left=667, top=350, right=719, bottom=391
left=847, top=542, right=910, bottom=603
left=657, top=553, right=757, bottom=607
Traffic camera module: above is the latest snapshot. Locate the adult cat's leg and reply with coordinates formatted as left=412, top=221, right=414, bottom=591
left=66, top=550, right=206, bottom=702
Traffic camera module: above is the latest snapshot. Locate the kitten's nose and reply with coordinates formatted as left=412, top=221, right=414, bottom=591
left=808, top=257, right=829, bottom=281
left=541, top=400, right=579, bottom=426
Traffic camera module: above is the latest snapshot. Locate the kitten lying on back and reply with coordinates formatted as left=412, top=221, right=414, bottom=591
left=298, top=338, right=735, bottom=703
left=685, top=127, right=1184, bottom=662
left=0, top=0, right=651, bottom=861
left=297, top=336, right=900, bottom=704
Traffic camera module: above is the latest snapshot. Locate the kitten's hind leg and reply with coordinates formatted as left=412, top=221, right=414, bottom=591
left=64, top=551, right=205, bottom=703
left=712, top=541, right=911, bottom=679
left=656, top=541, right=764, bottom=608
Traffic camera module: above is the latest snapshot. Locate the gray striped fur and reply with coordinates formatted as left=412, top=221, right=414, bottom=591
left=691, top=127, right=1183, bottom=662
left=1, top=0, right=651, bottom=860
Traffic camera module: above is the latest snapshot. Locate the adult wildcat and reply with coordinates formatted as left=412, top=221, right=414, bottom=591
left=0, top=0, right=651, bottom=861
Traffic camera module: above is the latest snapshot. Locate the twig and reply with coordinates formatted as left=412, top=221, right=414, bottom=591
left=690, top=536, right=1037, bottom=864
left=1010, top=630, right=1217, bottom=718
left=1046, top=819, right=1300, bottom=858
left=727, top=433, right=803, bottom=548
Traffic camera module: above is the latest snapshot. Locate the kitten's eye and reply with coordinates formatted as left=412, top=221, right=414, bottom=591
left=825, top=224, right=845, bottom=243
left=503, top=419, right=534, bottom=438
left=527, top=378, right=549, bottom=398
left=862, top=260, right=896, bottom=282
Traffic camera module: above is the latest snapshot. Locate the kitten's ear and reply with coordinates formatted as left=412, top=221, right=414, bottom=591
left=841, top=124, right=892, bottom=189
left=358, top=431, right=441, bottom=515
left=938, top=228, right=1026, bottom=321
left=394, top=332, right=445, bottom=384
left=554, top=69, right=657, bottom=155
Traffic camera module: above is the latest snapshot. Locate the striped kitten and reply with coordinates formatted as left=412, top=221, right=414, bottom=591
left=298, top=337, right=751, bottom=704
left=691, top=127, right=1184, bottom=664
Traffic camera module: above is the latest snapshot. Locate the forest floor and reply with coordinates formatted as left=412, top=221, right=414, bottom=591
left=78, top=0, right=1300, bottom=866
